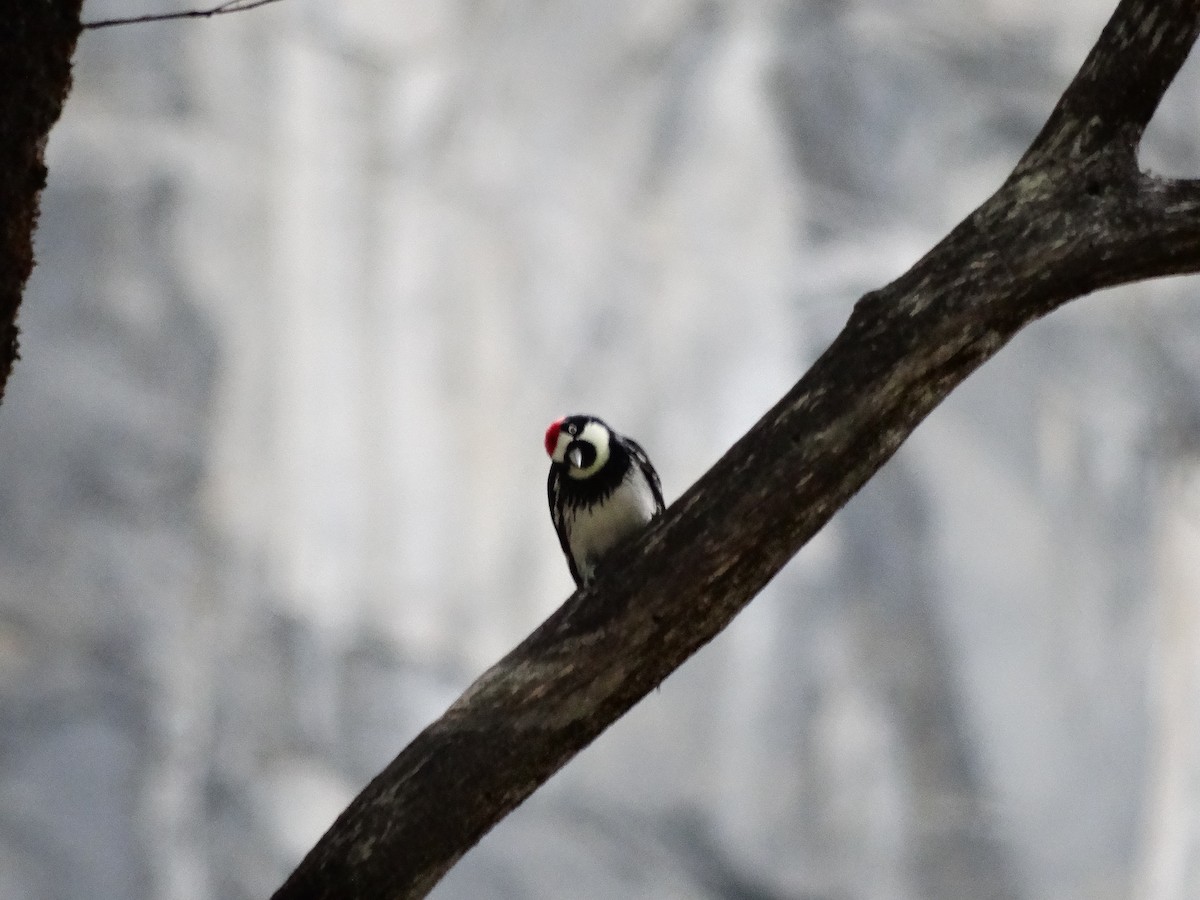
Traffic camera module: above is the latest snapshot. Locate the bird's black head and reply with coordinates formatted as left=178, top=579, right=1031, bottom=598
left=544, top=414, right=613, bottom=479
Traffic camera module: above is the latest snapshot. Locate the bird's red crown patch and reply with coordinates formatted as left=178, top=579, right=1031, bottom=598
left=543, top=418, right=563, bottom=457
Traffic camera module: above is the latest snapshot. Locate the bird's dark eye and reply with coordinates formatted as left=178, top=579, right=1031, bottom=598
left=567, top=424, right=577, bottom=435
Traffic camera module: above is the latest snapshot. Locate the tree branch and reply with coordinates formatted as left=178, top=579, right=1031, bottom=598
left=1020, top=0, right=1199, bottom=167
left=0, top=1, right=83, bottom=404
left=82, top=0, right=283, bottom=30
left=273, top=1, right=1200, bottom=898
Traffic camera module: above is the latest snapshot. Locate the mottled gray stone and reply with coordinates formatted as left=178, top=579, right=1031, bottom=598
left=1, top=2, right=1198, bottom=899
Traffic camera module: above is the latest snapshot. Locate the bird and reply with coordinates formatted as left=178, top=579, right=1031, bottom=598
left=545, top=414, right=665, bottom=587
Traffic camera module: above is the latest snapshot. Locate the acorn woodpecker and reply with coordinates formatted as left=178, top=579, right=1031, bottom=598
left=545, top=414, right=665, bottom=587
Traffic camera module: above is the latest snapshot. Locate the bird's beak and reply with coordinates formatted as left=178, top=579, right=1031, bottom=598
left=568, top=446, right=584, bottom=469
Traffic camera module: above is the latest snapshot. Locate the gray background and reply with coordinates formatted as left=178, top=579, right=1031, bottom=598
left=2, top=1, right=1200, bottom=898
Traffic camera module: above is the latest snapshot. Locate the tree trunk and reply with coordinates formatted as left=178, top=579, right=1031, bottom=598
left=0, top=0, right=83, bottom=402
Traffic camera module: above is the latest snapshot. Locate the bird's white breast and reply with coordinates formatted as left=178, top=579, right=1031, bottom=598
left=565, top=468, right=658, bottom=582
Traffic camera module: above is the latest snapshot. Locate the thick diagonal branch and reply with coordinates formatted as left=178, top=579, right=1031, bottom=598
left=272, top=1, right=1200, bottom=898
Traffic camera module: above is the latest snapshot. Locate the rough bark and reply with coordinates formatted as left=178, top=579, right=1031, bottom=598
left=0, top=0, right=83, bottom=403
left=270, top=1, right=1200, bottom=897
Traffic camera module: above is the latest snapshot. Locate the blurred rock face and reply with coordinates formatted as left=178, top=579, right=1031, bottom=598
left=1, top=2, right=1198, bottom=899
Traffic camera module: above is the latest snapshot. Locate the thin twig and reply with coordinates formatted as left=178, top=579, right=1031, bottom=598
left=82, top=0, right=284, bottom=30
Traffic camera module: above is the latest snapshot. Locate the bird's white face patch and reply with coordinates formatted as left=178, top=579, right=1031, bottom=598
left=550, top=428, right=572, bottom=463
left=566, top=420, right=610, bottom=479
left=550, top=419, right=611, bottom=477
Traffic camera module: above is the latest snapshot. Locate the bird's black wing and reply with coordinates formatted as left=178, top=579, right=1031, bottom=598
left=548, top=466, right=583, bottom=587
left=623, top=438, right=665, bottom=514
